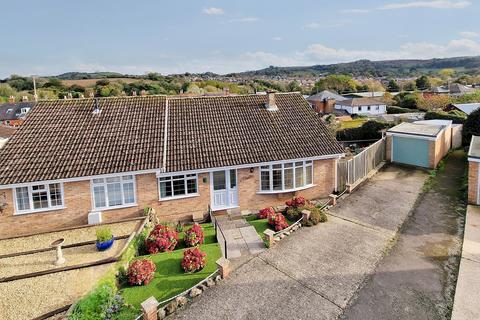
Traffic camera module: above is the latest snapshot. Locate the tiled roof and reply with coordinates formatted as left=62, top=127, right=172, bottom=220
left=336, top=97, right=385, bottom=107
left=0, top=125, right=17, bottom=139
left=0, top=93, right=344, bottom=185
left=0, top=102, right=35, bottom=121
left=307, top=90, right=347, bottom=102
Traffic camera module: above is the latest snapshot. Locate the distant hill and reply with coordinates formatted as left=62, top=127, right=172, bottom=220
left=229, top=56, right=480, bottom=78
left=54, top=72, right=131, bottom=80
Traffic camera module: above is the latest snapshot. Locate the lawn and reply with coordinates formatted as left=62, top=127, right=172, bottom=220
left=339, top=118, right=367, bottom=129
left=245, top=215, right=296, bottom=236
left=120, top=223, right=221, bottom=309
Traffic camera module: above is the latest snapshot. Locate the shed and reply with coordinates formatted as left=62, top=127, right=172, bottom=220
left=386, top=121, right=451, bottom=168
left=468, top=136, right=480, bottom=205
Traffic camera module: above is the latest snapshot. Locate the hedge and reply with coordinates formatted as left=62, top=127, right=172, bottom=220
left=424, top=110, right=466, bottom=124
left=336, top=120, right=393, bottom=141
left=387, top=106, right=421, bottom=114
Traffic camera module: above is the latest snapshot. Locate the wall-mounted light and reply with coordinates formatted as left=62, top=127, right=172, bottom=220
left=250, top=167, right=254, bottom=173
left=202, top=177, right=208, bottom=184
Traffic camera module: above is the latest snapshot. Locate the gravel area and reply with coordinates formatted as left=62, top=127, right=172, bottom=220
left=0, top=220, right=139, bottom=256
left=0, top=238, right=127, bottom=279
left=0, top=262, right=115, bottom=320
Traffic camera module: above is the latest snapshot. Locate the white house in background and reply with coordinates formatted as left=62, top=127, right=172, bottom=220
left=334, top=97, right=387, bottom=115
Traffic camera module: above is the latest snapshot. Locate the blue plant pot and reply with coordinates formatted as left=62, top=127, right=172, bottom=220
left=96, top=238, right=114, bottom=251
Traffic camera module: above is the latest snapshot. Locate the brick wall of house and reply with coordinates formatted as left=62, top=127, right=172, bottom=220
left=468, top=161, right=479, bottom=205
left=0, top=159, right=336, bottom=239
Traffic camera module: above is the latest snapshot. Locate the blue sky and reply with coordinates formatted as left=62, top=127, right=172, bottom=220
left=1, top=0, right=479, bottom=77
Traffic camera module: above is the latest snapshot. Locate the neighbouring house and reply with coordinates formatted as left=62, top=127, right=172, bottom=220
left=430, top=83, right=476, bottom=96
left=444, top=103, right=480, bottom=116
left=334, top=97, right=387, bottom=116
left=342, top=91, right=400, bottom=99
left=0, top=93, right=345, bottom=238
left=0, top=125, right=16, bottom=149
left=386, top=120, right=453, bottom=168
left=468, top=135, right=480, bottom=205
left=0, top=100, right=35, bottom=127
left=307, top=90, right=347, bottom=114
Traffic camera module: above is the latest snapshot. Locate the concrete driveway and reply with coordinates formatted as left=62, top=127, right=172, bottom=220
left=172, top=165, right=427, bottom=320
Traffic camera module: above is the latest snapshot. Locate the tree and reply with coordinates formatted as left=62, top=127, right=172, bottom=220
left=417, top=95, right=451, bottom=111
left=463, top=108, right=480, bottom=145
left=402, top=81, right=416, bottom=91
left=439, top=68, right=455, bottom=79
left=415, top=75, right=431, bottom=90
left=312, top=74, right=357, bottom=94
left=360, top=79, right=385, bottom=92
left=287, top=80, right=302, bottom=92
left=387, top=79, right=400, bottom=92
left=382, top=92, right=394, bottom=105
left=394, top=92, right=421, bottom=109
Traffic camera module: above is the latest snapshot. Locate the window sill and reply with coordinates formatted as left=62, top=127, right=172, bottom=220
left=92, top=203, right=138, bottom=212
left=14, top=206, right=66, bottom=216
left=159, top=193, right=200, bottom=202
left=256, top=184, right=316, bottom=195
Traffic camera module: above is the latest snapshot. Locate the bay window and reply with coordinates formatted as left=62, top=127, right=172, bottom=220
left=260, top=160, right=313, bottom=192
left=15, top=183, right=64, bottom=214
left=92, top=175, right=136, bottom=209
left=159, top=174, right=198, bottom=200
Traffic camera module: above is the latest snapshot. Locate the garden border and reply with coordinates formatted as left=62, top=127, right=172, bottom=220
left=0, top=218, right=148, bottom=283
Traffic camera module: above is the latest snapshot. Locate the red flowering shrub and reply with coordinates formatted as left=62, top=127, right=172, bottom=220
left=145, top=225, right=178, bottom=254
left=268, top=213, right=289, bottom=231
left=258, top=207, right=276, bottom=219
left=181, top=247, right=207, bottom=273
left=184, top=223, right=204, bottom=247
left=127, top=259, right=156, bottom=286
left=285, top=196, right=307, bottom=208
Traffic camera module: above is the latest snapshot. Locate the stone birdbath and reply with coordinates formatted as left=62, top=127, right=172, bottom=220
left=50, top=238, right=66, bottom=266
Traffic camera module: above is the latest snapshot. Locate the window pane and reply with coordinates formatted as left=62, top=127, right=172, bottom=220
left=106, top=177, right=121, bottom=183
left=160, top=181, right=172, bottom=198
left=32, top=185, right=45, bottom=191
left=272, top=169, right=282, bottom=190
left=295, top=166, right=304, bottom=188
left=230, top=170, right=236, bottom=189
left=172, top=179, right=186, bottom=196
left=123, top=182, right=135, bottom=204
left=213, top=171, right=226, bottom=191
left=122, top=175, right=133, bottom=181
left=32, top=189, right=48, bottom=209
left=172, top=175, right=184, bottom=180
left=159, top=177, right=171, bottom=182
left=16, top=187, right=30, bottom=211
left=107, top=183, right=122, bottom=206
left=284, top=163, right=293, bottom=168
left=187, top=178, right=197, bottom=194
left=260, top=170, right=270, bottom=191
left=284, top=168, right=294, bottom=189
left=49, top=183, right=63, bottom=206
left=306, top=165, right=313, bottom=185
left=93, top=185, right=106, bottom=208
left=93, top=178, right=104, bottom=184
left=272, top=164, right=282, bottom=169
left=295, top=162, right=303, bottom=167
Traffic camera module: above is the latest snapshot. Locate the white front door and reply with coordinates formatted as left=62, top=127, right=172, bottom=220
left=211, top=169, right=238, bottom=210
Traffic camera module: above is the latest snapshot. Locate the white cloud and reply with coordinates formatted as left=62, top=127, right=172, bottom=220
left=229, top=17, right=259, bottom=23
left=272, top=36, right=283, bottom=41
left=202, top=7, right=224, bottom=15
left=460, top=31, right=479, bottom=38
left=305, top=22, right=347, bottom=29
left=341, top=9, right=372, bottom=13
left=380, top=1, right=471, bottom=10
left=343, top=1, right=471, bottom=14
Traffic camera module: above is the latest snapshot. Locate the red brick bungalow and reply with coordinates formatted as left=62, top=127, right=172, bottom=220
left=0, top=93, right=345, bottom=238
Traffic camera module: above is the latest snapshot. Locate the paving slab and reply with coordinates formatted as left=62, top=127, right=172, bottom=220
left=452, top=205, right=480, bottom=320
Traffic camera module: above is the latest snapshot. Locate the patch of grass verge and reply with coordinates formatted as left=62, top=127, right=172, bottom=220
left=120, top=242, right=221, bottom=308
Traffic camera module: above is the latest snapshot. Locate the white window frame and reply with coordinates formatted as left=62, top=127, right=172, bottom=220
left=158, top=174, right=199, bottom=201
left=90, top=175, right=137, bottom=211
left=13, top=182, right=65, bottom=215
left=258, top=160, right=314, bottom=194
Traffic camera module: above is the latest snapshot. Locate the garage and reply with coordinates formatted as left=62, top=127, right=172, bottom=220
left=386, top=121, right=451, bottom=169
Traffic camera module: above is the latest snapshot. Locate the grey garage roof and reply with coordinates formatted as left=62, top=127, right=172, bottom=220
left=387, top=122, right=443, bottom=138
left=469, top=136, right=480, bottom=159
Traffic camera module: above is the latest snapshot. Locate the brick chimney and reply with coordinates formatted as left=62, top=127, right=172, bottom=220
left=132, top=91, right=137, bottom=96
left=223, top=87, right=229, bottom=95
left=140, top=90, right=147, bottom=96
left=8, top=96, right=15, bottom=103
left=265, top=90, right=278, bottom=111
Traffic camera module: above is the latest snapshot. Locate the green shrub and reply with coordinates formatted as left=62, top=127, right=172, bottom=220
left=302, top=206, right=328, bottom=227
left=424, top=110, right=466, bottom=124
left=285, top=207, right=302, bottom=221
left=463, top=108, right=480, bottom=146
left=387, top=106, right=420, bottom=114
left=96, top=227, right=113, bottom=242
left=337, top=120, right=393, bottom=141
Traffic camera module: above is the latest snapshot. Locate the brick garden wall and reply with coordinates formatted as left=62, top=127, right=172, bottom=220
left=468, top=161, right=479, bottom=205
